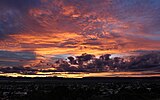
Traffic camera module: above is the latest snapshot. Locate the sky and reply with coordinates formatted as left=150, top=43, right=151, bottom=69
left=0, top=0, right=160, bottom=77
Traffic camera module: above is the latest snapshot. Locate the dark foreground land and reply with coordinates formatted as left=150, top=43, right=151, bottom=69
left=0, top=77, right=160, bottom=100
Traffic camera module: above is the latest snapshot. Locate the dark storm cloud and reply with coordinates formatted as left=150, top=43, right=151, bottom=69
left=0, top=50, right=36, bottom=67
left=0, top=50, right=36, bottom=60
left=126, top=52, right=160, bottom=72
left=0, top=51, right=160, bottom=74
left=51, top=52, right=160, bottom=72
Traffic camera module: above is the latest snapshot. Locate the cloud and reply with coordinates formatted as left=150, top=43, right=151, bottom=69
left=0, top=66, right=37, bottom=73
left=28, top=51, right=160, bottom=73
left=0, top=50, right=36, bottom=67
left=0, top=0, right=43, bottom=36
left=0, top=51, right=159, bottom=74
left=128, top=51, right=160, bottom=70
left=0, top=0, right=159, bottom=71
left=0, top=0, right=160, bottom=36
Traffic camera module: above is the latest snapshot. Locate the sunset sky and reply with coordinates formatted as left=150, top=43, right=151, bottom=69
left=0, top=0, right=160, bottom=77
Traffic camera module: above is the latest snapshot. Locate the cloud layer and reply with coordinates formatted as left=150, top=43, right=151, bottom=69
left=0, top=0, right=160, bottom=73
